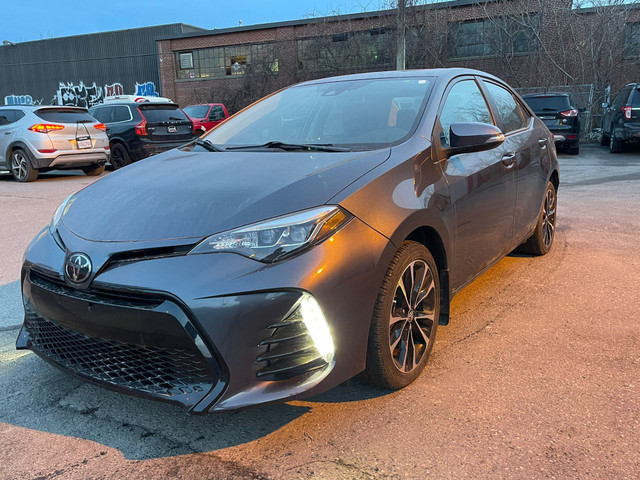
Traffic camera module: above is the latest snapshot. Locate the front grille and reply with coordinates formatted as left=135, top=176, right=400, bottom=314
left=25, top=305, right=215, bottom=402
left=256, top=304, right=327, bottom=380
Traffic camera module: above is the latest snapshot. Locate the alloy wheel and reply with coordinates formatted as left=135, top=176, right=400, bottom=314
left=542, top=187, right=556, bottom=248
left=10, top=151, right=28, bottom=181
left=389, top=259, right=437, bottom=373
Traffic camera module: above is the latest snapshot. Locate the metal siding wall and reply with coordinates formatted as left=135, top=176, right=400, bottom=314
left=0, top=24, right=198, bottom=106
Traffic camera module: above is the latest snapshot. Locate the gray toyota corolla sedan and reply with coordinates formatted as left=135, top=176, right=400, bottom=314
left=17, top=69, right=559, bottom=413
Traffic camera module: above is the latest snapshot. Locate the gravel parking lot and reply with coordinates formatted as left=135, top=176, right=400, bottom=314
left=1, top=145, right=639, bottom=479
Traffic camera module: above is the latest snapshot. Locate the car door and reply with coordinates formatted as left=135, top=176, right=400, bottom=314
left=480, top=79, right=543, bottom=244
left=0, top=109, right=20, bottom=167
left=433, top=77, right=517, bottom=291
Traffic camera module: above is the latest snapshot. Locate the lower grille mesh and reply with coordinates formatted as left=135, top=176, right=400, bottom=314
left=25, top=306, right=214, bottom=399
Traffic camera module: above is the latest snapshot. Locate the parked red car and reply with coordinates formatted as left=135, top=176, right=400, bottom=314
left=183, top=103, right=229, bottom=135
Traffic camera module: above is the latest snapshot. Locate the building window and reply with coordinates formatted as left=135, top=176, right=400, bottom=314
left=175, top=43, right=278, bottom=80
left=298, top=28, right=395, bottom=72
left=624, top=23, right=640, bottom=57
left=448, top=15, right=539, bottom=59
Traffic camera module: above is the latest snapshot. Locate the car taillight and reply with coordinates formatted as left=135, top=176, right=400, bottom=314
left=28, top=124, right=65, bottom=133
left=93, top=123, right=106, bottom=130
left=135, top=109, right=147, bottom=136
left=623, top=106, right=632, bottom=120
left=560, top=109, right=578, bottom=117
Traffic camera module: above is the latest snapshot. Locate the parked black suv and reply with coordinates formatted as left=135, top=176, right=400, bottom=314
left=601, top=83, right=640, bottom=153
left=522, top=93, right=581, bottom=154
left=89, top=100, right=196, bottom=168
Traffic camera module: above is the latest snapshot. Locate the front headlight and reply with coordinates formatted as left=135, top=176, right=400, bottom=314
left=49, top=193, right=77, bottom=233
left=189, top=206, right=352, bottom=262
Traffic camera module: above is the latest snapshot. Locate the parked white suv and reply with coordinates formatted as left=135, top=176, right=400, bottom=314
left=0, top=106, right=110, bottom=182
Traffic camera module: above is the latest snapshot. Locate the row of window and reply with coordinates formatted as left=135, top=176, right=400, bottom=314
left=176, top=44, right=278, bottom=80
left=175, top=17, right=542, bottom=79
left=174, top=17, right=640, bottom=80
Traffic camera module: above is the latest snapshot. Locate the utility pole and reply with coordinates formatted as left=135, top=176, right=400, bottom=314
left=396, top=0, right=406, bottom=70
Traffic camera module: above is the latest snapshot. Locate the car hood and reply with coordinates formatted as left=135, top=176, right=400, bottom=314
left=62, top=147, right=390, bottom=242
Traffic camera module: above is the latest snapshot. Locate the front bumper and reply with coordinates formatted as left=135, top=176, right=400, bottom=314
left=17, top=217, right=393, bottom=412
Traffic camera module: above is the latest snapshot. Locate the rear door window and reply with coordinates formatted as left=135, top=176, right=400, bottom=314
left=90, top=106, right=113, bottom=123
left=139, top=106, right=189, bottom=123
left=36, top=108, right=96, bottom=123
left=112, top=106, right=132, bottom=122
left=0, top=109, right=22, bottom=125
left=484, top=82, right=526, bottom=133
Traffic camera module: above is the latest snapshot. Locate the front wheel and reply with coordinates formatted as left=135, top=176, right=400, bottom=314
left=10, top=149, right=38, bottom=182
left=364, top=241, right=440, bottom=389
left=519, top=181, right=557, bottom=256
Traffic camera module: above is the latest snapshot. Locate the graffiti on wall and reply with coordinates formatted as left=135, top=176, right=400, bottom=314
left=4, top=94, right=42, bottom=106
left=57, top=81, right=104, bottom=108
left=105, top=83, right=124, bottom=97
left=134, top=81, right=159, bottom=97
left=4, top=81, right=160, bottom=108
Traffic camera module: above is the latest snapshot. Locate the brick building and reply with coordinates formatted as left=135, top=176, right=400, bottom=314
left=157, top=0, right=639, bottom=128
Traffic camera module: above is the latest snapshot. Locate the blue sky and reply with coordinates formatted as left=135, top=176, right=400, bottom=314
left=2, top=0, right=386, bottom=43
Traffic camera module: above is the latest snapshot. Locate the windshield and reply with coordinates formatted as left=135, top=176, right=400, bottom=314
left=203, top=77, right=432, bottom=150
left=183, top=105, right=210, bottom=118
left=523, top=95, right=571, bottom=113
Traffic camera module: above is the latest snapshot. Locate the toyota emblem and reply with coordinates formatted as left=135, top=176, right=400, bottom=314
left=65, top=253, right=92, bottom=283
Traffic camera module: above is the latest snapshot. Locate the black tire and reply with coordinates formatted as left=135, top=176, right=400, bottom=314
left=110, top=143, right=132, bottom=169
left=10, top=148, right=38, bottom=182
left=600, top=130, right=609, bottom=146
left=609, top=126, right=624, bottom=153
left=364, top=241, right=440, bottom=389
left=566, top=143, right=579, bottom=155
left=82, top=164, right=106, bottom=176
left=519, top=181, right=557, bottom=256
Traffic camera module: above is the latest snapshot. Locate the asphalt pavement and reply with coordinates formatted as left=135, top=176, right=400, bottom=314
left=0, top=146, right=638, bottom=479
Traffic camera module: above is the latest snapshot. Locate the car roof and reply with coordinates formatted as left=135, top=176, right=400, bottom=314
left=91, top=102, right=180, bottom=107
left=521, top=93, right=570, bottom=98
left=0, top=105, right=89, bottom=110
left=294, top=68, right=507, bottom=88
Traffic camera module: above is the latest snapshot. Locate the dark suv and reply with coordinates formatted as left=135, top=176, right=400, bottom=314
left=89, top=101, right=196, bottom=168
left=522, top=93, right=581, bottom=154
left=601, top=83, right=640, bottom=153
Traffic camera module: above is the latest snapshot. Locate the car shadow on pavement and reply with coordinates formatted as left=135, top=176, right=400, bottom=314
left=0, top=346, right=389, bottom=460
left=0, top=349, right=312, bottom=459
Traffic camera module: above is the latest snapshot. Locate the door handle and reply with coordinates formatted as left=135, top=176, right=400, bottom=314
left=501, top=152, right=516, bottom=166
left=4, top=131, right=11, bottom=135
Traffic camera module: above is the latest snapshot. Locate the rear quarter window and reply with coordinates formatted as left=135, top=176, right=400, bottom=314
left=631, top=89, right=640, bottom=107
left=36, top=108, right=96, bottom=123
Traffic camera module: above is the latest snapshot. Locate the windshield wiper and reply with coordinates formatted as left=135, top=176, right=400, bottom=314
left=194, top=139, right=224, bottom=152
left=225, top=141, right=350, bottom=152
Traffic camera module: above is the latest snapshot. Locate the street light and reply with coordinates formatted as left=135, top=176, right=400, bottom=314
left=2, top=40, right=16, bottom=46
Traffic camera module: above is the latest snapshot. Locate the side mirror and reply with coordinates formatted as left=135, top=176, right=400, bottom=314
left=602, top=102, right=609, bottom=109
left=579, top=107, right=586, bottom=113
left=446, top=122, right=504, bottom=157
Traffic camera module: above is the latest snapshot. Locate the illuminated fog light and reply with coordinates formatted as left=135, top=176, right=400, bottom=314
left=300, top=294, right=335, bottom=363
